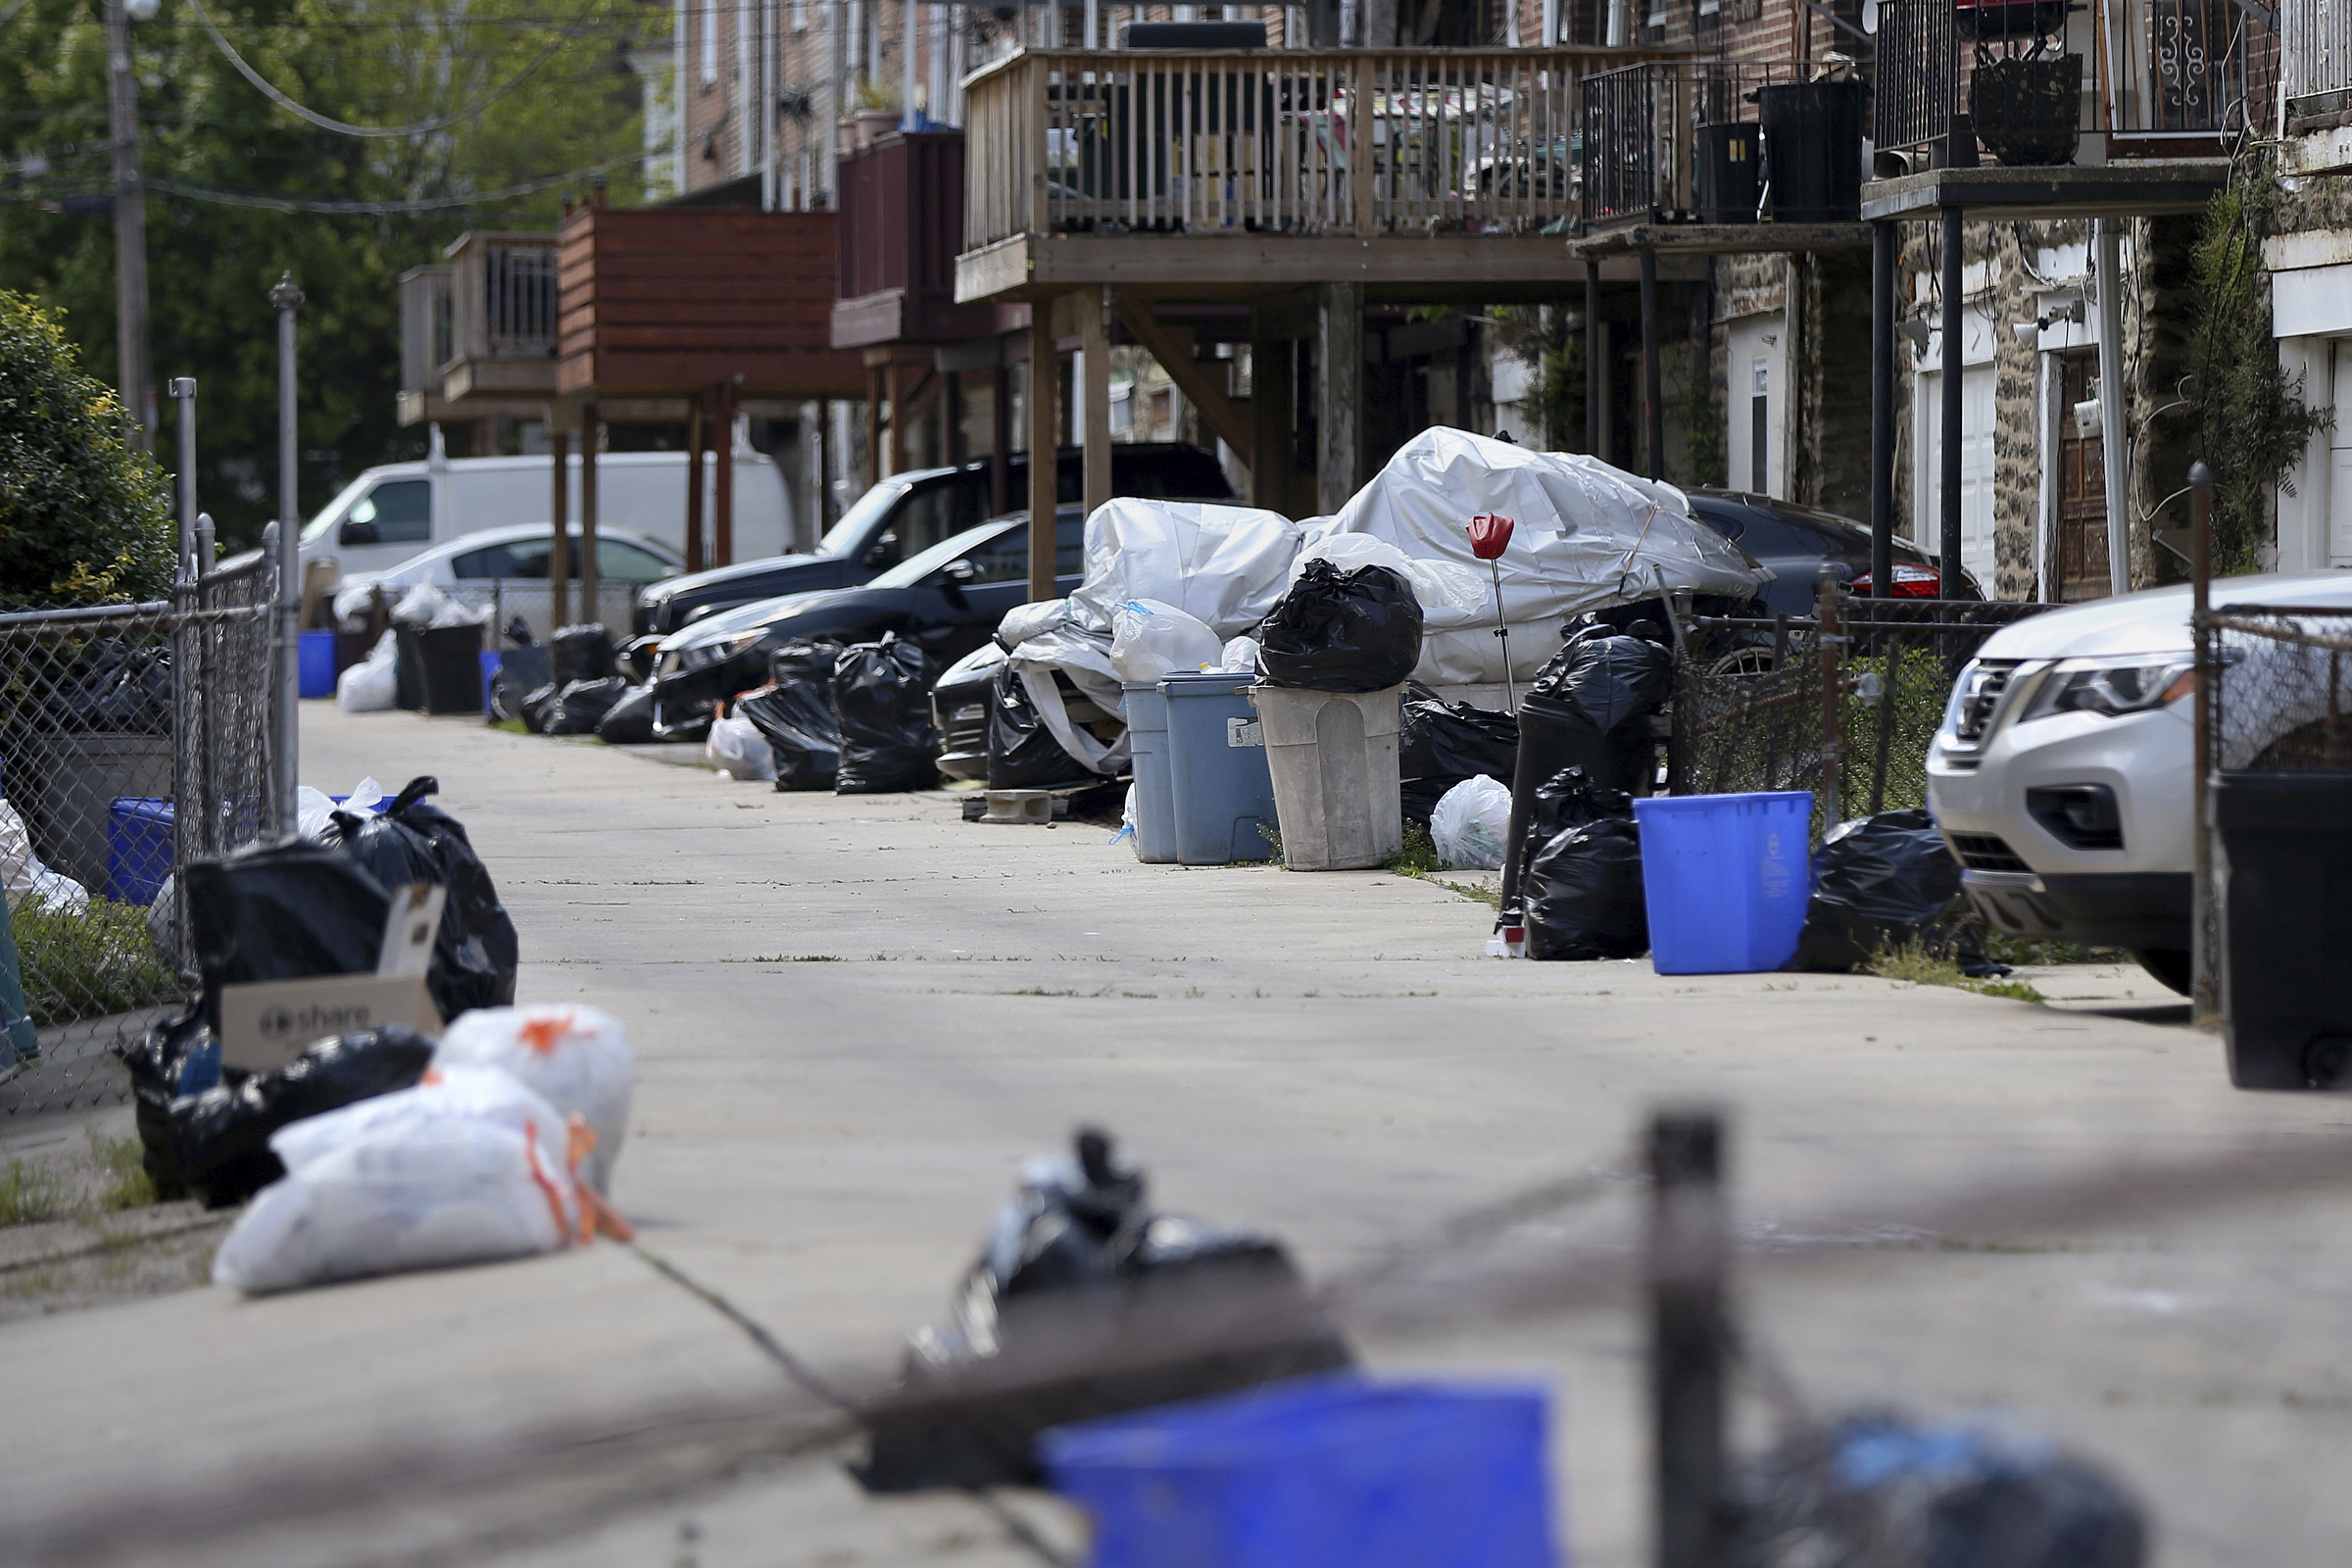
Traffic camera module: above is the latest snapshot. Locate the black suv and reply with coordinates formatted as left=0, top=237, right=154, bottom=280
left=633, top=442, right=1232, bottom=636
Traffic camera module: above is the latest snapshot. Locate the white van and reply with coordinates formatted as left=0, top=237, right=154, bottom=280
left=292, top=446, right=791, bottom=583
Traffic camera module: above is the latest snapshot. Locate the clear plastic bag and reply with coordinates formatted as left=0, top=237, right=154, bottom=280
left=706, top=710, right=778, bottom=781
left=1108, top=599, right=1222, bottom=687
left=1430, top=774, right=1512, bottom=870
left=429, top=1004, right=635, bottom=1193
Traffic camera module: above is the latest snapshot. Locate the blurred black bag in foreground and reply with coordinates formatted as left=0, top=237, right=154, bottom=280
left=858, top=1128, right=1353, bottom=1492
left=171, top=1028, right=437, bottom=1206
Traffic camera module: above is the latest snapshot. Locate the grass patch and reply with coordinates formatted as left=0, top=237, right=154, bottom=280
left=0, top=1159, right=68, bottom=1226
left=1866, top=940, right=2045, bottom=1004
left=487, top=716, right=529, bottom=735
left=1383, top=821, right=1441, bottom=877
left=1256, top=822, right=1285, bottom=866
left=1981, top=930, right=2132, bottom=967
left=87, top=1131, right=156, bottom=1213
left=1437, top=878, right=1502, bottom=909
left=12, top=896, right=177, bottom=1027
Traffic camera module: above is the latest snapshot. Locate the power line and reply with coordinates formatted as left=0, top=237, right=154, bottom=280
left=183, top=0, right=598, bottom=139
left=143, top=153, right=641, bottom=213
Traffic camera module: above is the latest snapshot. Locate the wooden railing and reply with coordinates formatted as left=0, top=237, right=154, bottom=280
left=397, top=264, right=450, bottom=402
left=963, top=47, right=1664, bottom=250
left=447, top=231, right=559, bottom=366
left=2285, top=0, right=2352, bottom=120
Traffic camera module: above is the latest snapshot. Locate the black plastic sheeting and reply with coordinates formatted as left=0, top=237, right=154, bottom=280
left=832, top=634, right=940, bottom=794
left=1788, top=809, right=1970, bottom=973
left=595, top=682, right=659, bottom=745
left=986, top=664, right=1097, bottom=790
left=182, top=845, right=392, bottom=1015
left=1523, top=817, right=1648, bottom=960
left=549, top=622, right=616, bottom=686
left=1398, top=683, right=1519, bottom=826
left=170, top=1027, right=437, bottom=1206
left=737, top=641, right=845, bottom=791
left=859, top=1127, right=1353, bottom=1492
left=1255, top=559, right=1424, bottom=693
left=1733, top=1410, right=2147, bottom=1568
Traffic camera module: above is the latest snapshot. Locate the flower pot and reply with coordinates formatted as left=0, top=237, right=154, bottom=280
left=1970, top=54, right=2082, bottom=167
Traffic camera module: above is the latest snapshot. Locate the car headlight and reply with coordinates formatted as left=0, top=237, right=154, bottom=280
left=2016, top=657, right=2194, bottom=722
left=676, top=632, right=761, bottom=671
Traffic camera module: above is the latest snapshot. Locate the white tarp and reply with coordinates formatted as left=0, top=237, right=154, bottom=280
left=1300, top=428, right=1769, bottom=684
left=1068, top=500, right=1305, bottom=638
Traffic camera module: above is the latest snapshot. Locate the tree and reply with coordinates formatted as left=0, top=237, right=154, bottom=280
left=0, top=0, right=662, bottom=552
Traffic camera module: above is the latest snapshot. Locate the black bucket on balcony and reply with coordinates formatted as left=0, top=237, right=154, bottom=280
left=1693, top=123, right=1762, bottom=224
left=1758, top=80, right=1865, bottom=222
left=1970, top=54, right=2082, bottom=167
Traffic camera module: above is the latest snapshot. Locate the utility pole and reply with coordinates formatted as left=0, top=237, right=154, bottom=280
left=270, top=273, right=304, bottom=835
left=107, top=0, right=154, bottom=451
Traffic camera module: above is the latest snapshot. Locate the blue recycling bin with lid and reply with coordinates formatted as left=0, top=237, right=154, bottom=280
left=1160, top=672, right=1278, bottom=865
left=1633, top=791, right=1813, bottom=973
left=298, top=629, right=337, bottom=698
left=1041, top=1373, right=1557, bottom=1568
left=1120, top=684, right=1181, bottom=864
left=107, top=798, right=176, bottom=906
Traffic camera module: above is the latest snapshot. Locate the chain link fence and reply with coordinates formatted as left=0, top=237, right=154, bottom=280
left=1, top=556, right=279, bottom=1115
left=1671, top=597, right=2055, bottom=841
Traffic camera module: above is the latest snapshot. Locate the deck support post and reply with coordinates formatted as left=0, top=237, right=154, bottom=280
left=1027, top=303, right=1059, bottom=604
left=579, top=399, right=601, bottom=625
left=1871, top=220, right=1895, bottom=598
left=548, top=417, right=571, bottom=630
left=1317, top=280, right=1362, bottom=514
left=1640, top=248, right=1664, bottom=481
left=1082, top=285, right=1112, bottom=517
left=1939, top=204, right=1964, bottom=596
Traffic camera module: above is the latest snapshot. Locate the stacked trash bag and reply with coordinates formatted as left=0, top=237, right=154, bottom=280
left=706, top=632, right=940, bottom=791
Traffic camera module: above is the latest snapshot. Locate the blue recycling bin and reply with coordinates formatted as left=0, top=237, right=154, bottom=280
left=1633, top=791, right=1813, bottom=973
left=298, top=629, right=337, bottom=698
left=1160, top=672, right=1277, bottom=865
left=1120, top=684, right=1180, bottom=864
left=479, top=650, right=506, bottom=715
left=1041, top=1374, right=1557, bottom=1568
left=107, top=797, right=176, bottom=906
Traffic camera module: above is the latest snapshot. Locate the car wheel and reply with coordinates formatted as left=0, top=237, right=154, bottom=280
left=2132, top=948, right=2192, bottom=997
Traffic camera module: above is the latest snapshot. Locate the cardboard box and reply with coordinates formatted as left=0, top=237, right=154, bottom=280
left=218, top=974, right=442, bottom=1071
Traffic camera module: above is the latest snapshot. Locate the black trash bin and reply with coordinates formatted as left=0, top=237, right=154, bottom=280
left=1694, top=122, right=1761, bottom=224
left=391, top=626, right=428, bottom=711
left=1759, top=80, right=1864, bottom=222
left=416, top=623, right=487, bottom=715
left=2215, top=771, right=2352, bottom=1089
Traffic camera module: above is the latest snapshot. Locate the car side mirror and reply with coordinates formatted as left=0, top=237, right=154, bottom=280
left=940, top=559, right=978, bottom=583
left=860, top=533, right=901, bottom=570
left=339, top=518, right=380, bottom=546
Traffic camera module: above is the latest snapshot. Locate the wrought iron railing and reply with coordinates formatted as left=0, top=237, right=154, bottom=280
left=1579, top=59, right=1810, bottom=224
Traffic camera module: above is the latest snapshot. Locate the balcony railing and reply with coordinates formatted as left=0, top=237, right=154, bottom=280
left=1874, top=0, right=2262, bottom=161
left=963, top=48, right=1654, bottom=250
left=397, top=264, right=451, bottom=405
left=2284, top=0, right=2352, bottom=120
left=1580, top=60, right=1816, bottom=225
left=447, top=232, right=559, bottom=365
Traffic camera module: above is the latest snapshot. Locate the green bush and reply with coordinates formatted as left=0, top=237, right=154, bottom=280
left=10, top=895, right=179, bottom=1027
left=0, top=292, right=173, bottom=609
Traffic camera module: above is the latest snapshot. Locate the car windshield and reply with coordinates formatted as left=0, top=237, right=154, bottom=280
left=870, top=519, right=1022, bottom=589
left=300, top=473, right=376, bottom=544
left=813, top=479, right=912, bottom=558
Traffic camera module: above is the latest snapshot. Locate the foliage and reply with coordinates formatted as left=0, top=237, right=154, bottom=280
left=1864, top=938, right=2045, bottom=1004
left=11, top=895, right=180, bottom=1027
left=88, top=1129, right=158, bottom=1212
left=0, top=0, right=662, bottom=553
left=1491, top=305, right=1583, bottom=452
left=1383, top=819, right=1440, bottom=876
left=0, top=1158, right=68, bottom=1227
left=2184, top=158, right=2331, bottom=575
left=0, top=292, right=174, bottom=608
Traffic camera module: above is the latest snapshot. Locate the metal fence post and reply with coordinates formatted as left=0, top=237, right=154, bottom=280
left=1817, top=565, right=1844, bottom=832
left=1650, top=1107, right=1729, bottom=1568
left=2189, top=461, right=2217, bottom=1025
left=168, top=377, right=197, bottom=577
left=270, top=273, right=303, bottom=836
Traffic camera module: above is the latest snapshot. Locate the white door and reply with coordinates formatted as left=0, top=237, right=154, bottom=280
left=1724, top=313, right=1786, bottom=499
left=2328, top=343, right=2352, bottom=565
left=1916, top=364, right=1997, bottom=589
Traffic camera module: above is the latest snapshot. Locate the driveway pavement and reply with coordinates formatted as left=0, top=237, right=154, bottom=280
left=5, top=702, right=2346, bottom=1568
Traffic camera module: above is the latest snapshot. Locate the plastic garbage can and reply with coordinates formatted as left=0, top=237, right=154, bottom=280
left=1120, top=683, right=1180, bottom=864
left=392, top=626, right=428, bottom=711
left=1161, top=673, right=1278, bottom=865
left=416, top=623, right=486, bottom=715
left=1041, top=1374, right=1556, bottom=1568
left=478, top=650, right=505, bottom=715
left=2215, top=771, right=2352, bottom=1089
left=1634, top=791, right=1813, bottom=973
left=1758, top=78, right=1864, bottom=221
left=298, top=629, right=337, bottom=699
left=107, top=797, right=174, bottom=906
left=1249, top=684, right=1403, bottom=871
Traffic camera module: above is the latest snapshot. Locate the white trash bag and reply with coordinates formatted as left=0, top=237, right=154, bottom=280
left=335, top=631, right=398, bottom=713
left=1109, top=599, right=1222, bottom=687
left=1431, top=774, right=1512, bottom=870
left=707, top=711, right=777, bottom=782
left=429, top=1005, right=636, bottom=1193
left=1219, top=635, right=1261, bottom=675
left=0, top=796, right=87, bottom=914
left=214, top=1067, right=605, bottom=1296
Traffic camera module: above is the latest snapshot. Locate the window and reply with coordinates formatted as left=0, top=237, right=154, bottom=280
left=451, top=535, right=671, bottom=581
left=894, top=478, right=993, bottom=557
left=700, top=0, right=717, bottom=85
left=940, top=517, right=1084, bottom=586
left=450, top=544, right=523, bottom=579
left=597, top=538, right=676, bottom=582
left=341, top=479, right=431, bottom=546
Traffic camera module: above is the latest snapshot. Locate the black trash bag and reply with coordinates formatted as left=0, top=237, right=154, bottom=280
left=1523, top=817, right=1648, bottom=960
left=737, top=651, right=842, bottom=791
left=30, top=638, right=172, bottom=734
left=518, top=680, right=562, bottom=734
left=170, top=1027, right=436, bottom=1207
left=489, top=647, right=552, bottom=725
left=987, top=664, right=1097, bottom=790
left=549, top=622, right=616, bottom=686
left=320, top=777, right=517, bottom=1019
left=832, top=633, right=940, bottom=794
left=595, top=682, right=659, bottom=745
left=1398, top=682, right=1520, bottom=825
left=121, top=1007, right=213, bottom=1199
left=1730, top=1410, right=2147, bottom=1568
left=858, top=1127, right=1354, bottom=1493
left=183, top=841, right=391, bottom=1012
left=503, top=615, right=537, bottom=648
left=542, top=676, right=630, bottom=736
left=1788, top=809, right=1971, bottom=973
left=1528, top=764, right=1632, bottom=845
left=1528, top=619, right=1675, bottom=730
left=1255, top=559, right=1424, bottom=693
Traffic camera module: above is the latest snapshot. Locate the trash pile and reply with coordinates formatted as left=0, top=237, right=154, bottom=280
left=860, top=1127, right=1352, bottom=1491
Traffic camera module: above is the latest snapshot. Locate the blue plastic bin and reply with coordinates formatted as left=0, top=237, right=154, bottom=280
left=107, top=797, right=175, bottom=906
left=1160, top=672, right=1277, bottom=865
left=1042, top=1374, right=1558, bottom=1568
left=480, top=650, right=506, bottom=715
left=1633, top=791, right=1813, bottom=973
left=298, top=629, right=337, bottom=699
left=1120, top=684, right=1180, bottom=864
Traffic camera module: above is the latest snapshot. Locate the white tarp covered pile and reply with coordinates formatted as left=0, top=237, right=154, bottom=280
left=1299, top=427, right=1768, bottom=685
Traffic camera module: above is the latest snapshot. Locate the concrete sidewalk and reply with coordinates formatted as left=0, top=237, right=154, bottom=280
left=5, top=702, right=2347, bottom=1568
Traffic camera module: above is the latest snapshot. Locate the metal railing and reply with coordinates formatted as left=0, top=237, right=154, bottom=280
left=963, top=48, right=1659, bottom=248
left=446, top=232, right=559, bottom=367
left=1579, top=59, right=1809, bottom=224
left=1875, top=0, right=1958, bottom=151
left=0, top=556, right=279, bottom=1115
left=2284, top=0, right=2352, bottom=120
